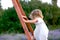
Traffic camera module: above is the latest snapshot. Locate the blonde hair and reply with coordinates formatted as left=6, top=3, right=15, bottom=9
left=29, top=9, right=43, bottom=19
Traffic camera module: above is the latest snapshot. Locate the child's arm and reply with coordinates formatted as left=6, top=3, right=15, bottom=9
left=22, top=16, right=37, bottom=23
left=23, top=19, right=37, bottom=23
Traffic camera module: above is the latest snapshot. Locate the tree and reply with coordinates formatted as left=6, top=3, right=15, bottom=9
left=0, top=0, right=1, bottom=10
left=51, top=0, right=58, bottom=25
left=31, top=0, right=40, bottom=1
left=52, top=0, right=57, bottom=6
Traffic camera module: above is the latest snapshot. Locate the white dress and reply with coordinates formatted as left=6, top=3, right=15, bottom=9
left=34, top=18, right=49, bottom=40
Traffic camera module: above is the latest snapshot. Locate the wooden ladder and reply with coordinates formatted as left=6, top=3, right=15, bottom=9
left=12, top=0, right=34, bottom=40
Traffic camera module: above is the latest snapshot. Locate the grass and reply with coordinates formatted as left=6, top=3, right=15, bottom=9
left=48, top=25, right=60, bottom=30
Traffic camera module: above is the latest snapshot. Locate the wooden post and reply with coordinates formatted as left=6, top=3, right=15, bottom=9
left=12, top=0, right=34, bottom=40
left=15, top=0, right=34, bottom=34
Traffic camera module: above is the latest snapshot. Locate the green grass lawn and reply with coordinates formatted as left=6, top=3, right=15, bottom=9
left=48, top=25, right=60, bottom=30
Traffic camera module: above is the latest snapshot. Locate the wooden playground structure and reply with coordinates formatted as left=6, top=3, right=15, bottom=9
left=12, top=0, right=34, bottom=40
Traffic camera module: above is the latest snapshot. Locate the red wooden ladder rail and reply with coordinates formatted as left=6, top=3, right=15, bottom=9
left=12, top=0, right=34, bottom=40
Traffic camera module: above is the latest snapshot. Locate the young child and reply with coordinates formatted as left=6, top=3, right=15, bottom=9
left=22, top=9, right=49, bottom=40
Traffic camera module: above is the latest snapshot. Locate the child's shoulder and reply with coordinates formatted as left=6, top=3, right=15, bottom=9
left=35, top=17, right=43, bottom=23
left=36, top=17, right=43, bottom=20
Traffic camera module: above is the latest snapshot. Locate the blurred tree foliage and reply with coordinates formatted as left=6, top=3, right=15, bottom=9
left=0, top=1, right=60, bottom=33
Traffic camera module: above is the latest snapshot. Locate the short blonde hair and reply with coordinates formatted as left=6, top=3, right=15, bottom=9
left=29, top=9, right=43, bottom=19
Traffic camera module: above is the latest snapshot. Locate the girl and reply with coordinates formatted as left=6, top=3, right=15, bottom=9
left=22, top=9, right=49, bottom=40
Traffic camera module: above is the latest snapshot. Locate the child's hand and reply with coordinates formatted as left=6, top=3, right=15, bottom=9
left=22, top=16, right=27, bottom=18
left=22, top=16, right=27, bottom=20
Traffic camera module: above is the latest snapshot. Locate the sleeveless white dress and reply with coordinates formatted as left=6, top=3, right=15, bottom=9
left=34, top=18, right=49, bottom=40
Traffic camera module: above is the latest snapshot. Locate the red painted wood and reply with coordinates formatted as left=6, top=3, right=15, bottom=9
left=15, top=0, right=34, bottom=34
left=12, top=0, right=34, bottom=40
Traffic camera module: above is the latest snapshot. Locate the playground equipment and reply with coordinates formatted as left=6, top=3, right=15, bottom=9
left=12, top=0, right=34, bottom=40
